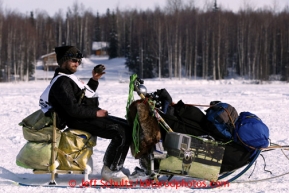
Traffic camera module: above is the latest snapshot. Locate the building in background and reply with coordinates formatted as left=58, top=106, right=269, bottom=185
left=92, top=42, right=109, bottom=56
left=40, top=52, right=58, bottom=71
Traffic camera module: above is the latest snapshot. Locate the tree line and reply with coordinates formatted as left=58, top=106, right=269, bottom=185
left=0, top=0, right=289, bottom=82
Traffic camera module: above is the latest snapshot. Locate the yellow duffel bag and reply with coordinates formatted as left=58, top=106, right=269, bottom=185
left=57, top=129, right=97, bottom=171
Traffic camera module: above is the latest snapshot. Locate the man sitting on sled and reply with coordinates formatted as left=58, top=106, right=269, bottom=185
left=39, top=45, right=133, bottom=183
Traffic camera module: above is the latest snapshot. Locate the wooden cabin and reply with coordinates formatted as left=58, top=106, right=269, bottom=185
left=41, top=52, right=58, bottom=71
left=92, top=42, right=109, bottom=56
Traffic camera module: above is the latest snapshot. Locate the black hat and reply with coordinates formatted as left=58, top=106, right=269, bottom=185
left=54, top=46, right=83, bottom=65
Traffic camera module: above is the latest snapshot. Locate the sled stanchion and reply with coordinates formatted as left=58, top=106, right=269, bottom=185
left=49, top=112, right=57, bottom=185
left=150, top=151, right=154, bottom=175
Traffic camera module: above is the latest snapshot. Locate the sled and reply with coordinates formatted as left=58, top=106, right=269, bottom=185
left=17, top=110, right=96, bottom=185
left=126, top=74, right=281, bottom=188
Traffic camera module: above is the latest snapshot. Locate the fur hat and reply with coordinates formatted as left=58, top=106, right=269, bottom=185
left=54, top=46, right=83, bottom=65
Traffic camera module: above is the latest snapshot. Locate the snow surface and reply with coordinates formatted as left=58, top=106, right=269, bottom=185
left=1, top=56, right=289, bottom=192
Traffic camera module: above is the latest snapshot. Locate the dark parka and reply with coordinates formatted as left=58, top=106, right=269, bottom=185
left=48, top=68, right=100, bottom=126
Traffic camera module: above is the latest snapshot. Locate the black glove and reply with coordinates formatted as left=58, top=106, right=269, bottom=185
left=93, top=64, right=106, bottom=73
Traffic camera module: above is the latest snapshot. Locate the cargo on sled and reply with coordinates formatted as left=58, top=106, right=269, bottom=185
left=126, top=74, right=284, bottom=187
left=16, top=109, right=96, bottom=185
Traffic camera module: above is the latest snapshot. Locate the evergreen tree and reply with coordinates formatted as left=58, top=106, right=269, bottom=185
left=123, top=19, right=131, bottom=58
left=94, top=12, right=101, bottom=41
left=125, top=49, right=139, bottom=74
left=108, top=12, right=118, bottom=59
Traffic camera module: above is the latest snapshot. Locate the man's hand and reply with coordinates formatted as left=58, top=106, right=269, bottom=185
left=96, top=109, right=108, bottom=117
left=92, top=64, right=106, bottom=81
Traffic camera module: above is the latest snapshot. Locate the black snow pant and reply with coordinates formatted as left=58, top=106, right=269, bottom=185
left=67, top=115, right=132, bottom=171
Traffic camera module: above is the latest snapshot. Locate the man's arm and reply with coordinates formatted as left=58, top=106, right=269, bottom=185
left=87, top=78, right=99, bottom=91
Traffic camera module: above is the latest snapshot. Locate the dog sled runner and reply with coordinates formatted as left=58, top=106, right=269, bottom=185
left=126, top=74, right=287, bottom=188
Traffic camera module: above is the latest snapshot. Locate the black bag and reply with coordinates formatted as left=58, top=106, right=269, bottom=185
left=160, top=100, right=209, bottom=138
left=220, top=142, right=252, bottom=173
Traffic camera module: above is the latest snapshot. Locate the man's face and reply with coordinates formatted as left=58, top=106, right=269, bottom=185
left=62, top=58, right=81, bottom=73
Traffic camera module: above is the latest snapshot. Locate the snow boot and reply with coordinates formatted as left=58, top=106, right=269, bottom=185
left=129, top=166, right=149, bottom=182
left=101, top=165, right=129, bottom=183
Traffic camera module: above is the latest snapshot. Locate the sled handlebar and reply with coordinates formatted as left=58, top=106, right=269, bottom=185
left=133, top=78, right=146, bottom=99
left=133, top=77, right=174, bottom=132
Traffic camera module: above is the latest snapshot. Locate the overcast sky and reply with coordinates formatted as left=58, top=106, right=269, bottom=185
left=1, top=0, right=288, bottom=16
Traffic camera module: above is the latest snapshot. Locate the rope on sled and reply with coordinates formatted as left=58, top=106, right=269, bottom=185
left=157, top=117, right=170, bottom=133
left=230, top=145, right=289, bottom=184
left=233, top=171, right=289, bottom=183
left=126, top=74, right=137, bottom=115
left=132, top=114, right=140, bottom=155
left=281, top=148, right=289, bottom=160
left=126, top=74, right=140, bottom=155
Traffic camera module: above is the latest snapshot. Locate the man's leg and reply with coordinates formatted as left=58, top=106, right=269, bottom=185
left=67, top=117, right=132, bottom=181
left=102, top=124, right=128, bottom=171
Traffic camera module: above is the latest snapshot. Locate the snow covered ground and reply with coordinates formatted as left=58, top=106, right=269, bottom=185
left=1, top=56, right=289, bottom=192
